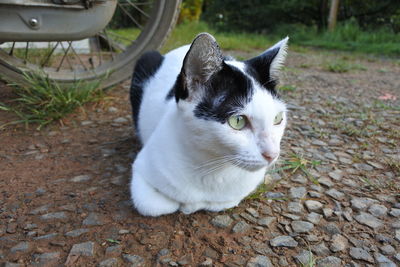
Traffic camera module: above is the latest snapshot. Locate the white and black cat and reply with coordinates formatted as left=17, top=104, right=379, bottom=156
left=129, top=33, right=288, bottom=216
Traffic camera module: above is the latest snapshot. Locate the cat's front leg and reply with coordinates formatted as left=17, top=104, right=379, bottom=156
left=180, top=202, right=207, bottom=214
left=130, top=173, right=179, bottom=217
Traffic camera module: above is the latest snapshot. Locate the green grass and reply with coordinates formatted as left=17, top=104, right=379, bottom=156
left=162, top=20, right=400, bottom=57
left=324, top=60, right=367, bottom=73
left=0, top=73, right=104, bottom=129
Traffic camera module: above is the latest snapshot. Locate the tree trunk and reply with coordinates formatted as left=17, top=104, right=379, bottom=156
left=328, top=0, right=340, bottom=31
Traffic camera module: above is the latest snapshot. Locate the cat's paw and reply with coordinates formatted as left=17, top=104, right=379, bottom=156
left=180, top=202, right=206, bottom=214
left=130, top=175, right=179, bottom=217
left=205, top=200, right=240, bottom=212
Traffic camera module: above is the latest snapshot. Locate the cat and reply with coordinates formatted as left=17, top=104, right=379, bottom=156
left=129, top=33, right=288, bottom=217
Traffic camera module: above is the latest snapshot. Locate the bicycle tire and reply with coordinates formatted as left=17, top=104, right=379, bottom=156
left=0, top=0, right=181, bottom=89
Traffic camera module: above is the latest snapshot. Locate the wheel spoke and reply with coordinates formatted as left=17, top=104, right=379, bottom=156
left=57, top=42, right=73, bottom=71
left=9, top=42, right=16, bottom=56
left=69, top=43, right=89, bottom=71
left=24, top=42, right=29, bottom=63
left=118, top=3, right=143, bottom=30
left=126, top=0, right=150, bottom=19
left=41, top=42, right=59, bottom=67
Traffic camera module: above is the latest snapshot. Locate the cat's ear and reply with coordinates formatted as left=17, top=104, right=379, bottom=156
left=246, top=37, right=289, bottom=89
left=179, top=33, right=223, bottom=100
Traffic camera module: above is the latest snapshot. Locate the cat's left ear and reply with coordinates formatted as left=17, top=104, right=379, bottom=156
left=246, top=37, right=289, bottom=89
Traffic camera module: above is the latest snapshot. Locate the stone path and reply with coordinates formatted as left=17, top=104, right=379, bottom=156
left=0, top=48, right=399, bottom=266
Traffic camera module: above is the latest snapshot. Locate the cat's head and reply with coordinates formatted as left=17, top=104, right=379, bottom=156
left=174, top=33, right=288, bottom=171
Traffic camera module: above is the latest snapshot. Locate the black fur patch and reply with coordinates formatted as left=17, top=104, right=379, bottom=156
left=130, top=51, right=164, bottom=130
left=193, top=63, right=254, bottom=123
left=245, top=47, right=279, bottom=96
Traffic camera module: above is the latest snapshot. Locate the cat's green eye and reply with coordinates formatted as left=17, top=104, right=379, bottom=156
left=273, top=111, right=284, bottom=125
left=228, top=115, right=247, bottom=130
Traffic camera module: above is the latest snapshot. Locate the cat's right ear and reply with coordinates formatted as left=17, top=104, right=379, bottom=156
left=176, top=33, right=223, bottom=101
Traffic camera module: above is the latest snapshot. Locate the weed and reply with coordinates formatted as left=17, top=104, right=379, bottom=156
left=386, top=159, right=400, bottom=176
left=279, top=84, right=297, bottom=92
left=324, top=61, right=367, bottom=73
left=105, top=238, right=120, bottom=244
left=0, top=72, right=104, bottom=129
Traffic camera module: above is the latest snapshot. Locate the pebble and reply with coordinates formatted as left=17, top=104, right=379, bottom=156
left=210, top=215, right=233, bottom=228
left=33, top=233, right=58, bottom=240
left=305, top=200, right=323, bottom=212
left=40, top=212, right=67, bottom=220
left=351, top=197, right=378, bottom=210
left=10, top=242, right=30, bottom=253
left=105, top=245, right=122, bottom=257
left=325, top=188, right=346, bottom=201
left=3, top=263, right=23, bottom=267
left=99, top=258, right=119, bottom=267
left=270, top=235, right=298, bottom=247
left=293, top=250, right=314, bottom=266
left=395, top=229, right=400, bottom=242
left=380, top=244, right=396, bottom=255
left=232, top=221, right=251, bottom=233
left=65, top=228, right=89, bottom=237
left=199, top=258, right=213, bottom=267
left=70, top=174, right=91, bottom=182
left=330, top=234, right=348, bottom=252
left=289, top=187, right=307, bottom=199
left=354, top=163, right=374, bottom=171
left=291, top=174, right=307, bottom=184
left=318, top=177, right=334, bottom=187
left=323, top=207, right=333, bottom=218
left=374, top=252, right=396, bottom=267
left=257, top=217, right=276, bottom=227
left=291, top=220, right=314, bottom=233
left=389, top=208, right=400, bottom=217
left=34, top=252, right=60, bottom=263
left=113, top=117, right=128, bottom=123
left=316, top=256, right=342, bottom=267
left=328, top=169, right=343, bottom=180
left=368, top=204, right=388, bottom=218
left=354, top=212, right=384, bottom=230
left=29, top=204, right=51, bottom=215
left=312, top=242, right=330, bottom=256
left=287, top=202, right=303, bottom=214
left=68, top=241, right=95, bottom=257
left=323, top=223, right=341, bottom=235
left=306, top=212, right=322, bottom=224
left=246, top=255, right=273, bottom=267
left=122, top=254, right=145, bottom=266
left=82, top=212, right=105, bottom=226
left=349, top=247, right=374, bottom=263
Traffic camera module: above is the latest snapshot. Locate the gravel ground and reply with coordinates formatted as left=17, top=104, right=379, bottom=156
left=0, top=48, right=399, bottom=266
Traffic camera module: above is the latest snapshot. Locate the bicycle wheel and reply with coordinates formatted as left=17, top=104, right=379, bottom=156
left=0, top=0, right=181, bottom=88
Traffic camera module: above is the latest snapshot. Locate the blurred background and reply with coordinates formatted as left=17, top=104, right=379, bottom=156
left=165, top=0, right=400, bottom=56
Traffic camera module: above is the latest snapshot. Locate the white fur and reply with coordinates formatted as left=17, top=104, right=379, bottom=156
left=131, top=41, right=287, bottom=217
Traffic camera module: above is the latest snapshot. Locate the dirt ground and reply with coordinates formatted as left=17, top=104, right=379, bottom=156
left=0, top=48, right=399, bottom=267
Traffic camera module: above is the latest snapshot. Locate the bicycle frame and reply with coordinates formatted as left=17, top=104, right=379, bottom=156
left=0, top=0, right=117, bottom=42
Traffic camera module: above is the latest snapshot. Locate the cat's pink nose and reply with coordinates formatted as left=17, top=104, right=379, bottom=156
left=262, top=152, right=278, bottom=162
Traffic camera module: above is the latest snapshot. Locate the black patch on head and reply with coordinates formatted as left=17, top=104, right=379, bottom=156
left=166, top=72, right=188, bottom=102
left=193, top=63, right=254, bottom=123
left=130, top=51, right=164, bottom=130
left=245, top=47, right=280, bottom=96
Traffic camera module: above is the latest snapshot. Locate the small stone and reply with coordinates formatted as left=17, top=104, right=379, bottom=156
left=29, top=204, right=51, bottom=215
left=82, top=212, right=104, bottom=226
left=287, top=202, right=303, bottom=214
left=395, top=229, right=400, bottom=242
left=108, top=107, right=118, bottom=113
left=210, top=215, right=233, bottom=228
left=354, top=163, right=373, bottom=171
left=270, top=235, right=298, bottom=247
left=316, top=256, right=342, bottom=267
left=68, top=241, right=95, bottom=257
left=318, top=177, right=334, bottom=187
left=374, top=252, right=396, bottom=267
left=349, top=247, right=374, bottom=263
left=34, top=252, right=60, bottom=263
left=119, top=229, right=130, bottom=235
left=113, top=117, right=128, bottom=123
left=306, top=212, right=322, bottom=224
left=289, top=187, right=307, bottom=199
left=323, top=223, right=341, bottom=235
left=203, top=247, right=219, bottom=259
left=389, top=208, right=400, bottom=217
left=368, top=204, right=388, bottom=218
left=306, top=234, right=320, bottom=242
left=311, top=242, right=330, bottom=256
left=257, top=217, right=276, bottom=227
left=122, top=254, right=145, bottom=266
left=246, top=255, right=273, bottom=267
left=265, top=192, right=285, bottom=199
left=105, top=245, right=122, bottom=257
left=33, top=233, right=58, bottom=240
left=24, top=223, right=37, bottom=230
left=71, top=174, right=91, bottom=182
left=351, top=197, right=378, bottom=211
left=232, top=221, right=250, bottom=233
left=380, top=245, right=396, bottom=255
left=199, top=258, right=213, bottom=267
left=6, top=223, right=17, bottom=234
left=10, top=242, right=30, bottom=253
left=246, top=207, right=259, bottom=218
left=99, top=258, right=119, bottom=267
left=291, top=221, right=314, bottom=233
left=305, top=200, right=323, bottom=212
left=293, top=250, right=314, bottom=266
left=291, top=174, right=307, bottom=184
left=40, top=212, right=67, bottom=220
left=35, top=188, right=46, bottom=196
left=354, top=212, right=384, bottom=230
left=3, top=263, right=23, bottom=267
left=394, top=253, right=400, bottom=262
left=326, top=189, right=346, bottom=201
left=328, top=170, right=343, bottom=181
left=323, top=208, right=333, bottom=218
left=65, top=228, right=89, bottom=237
left=330, top=234, right=348, bottom=252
